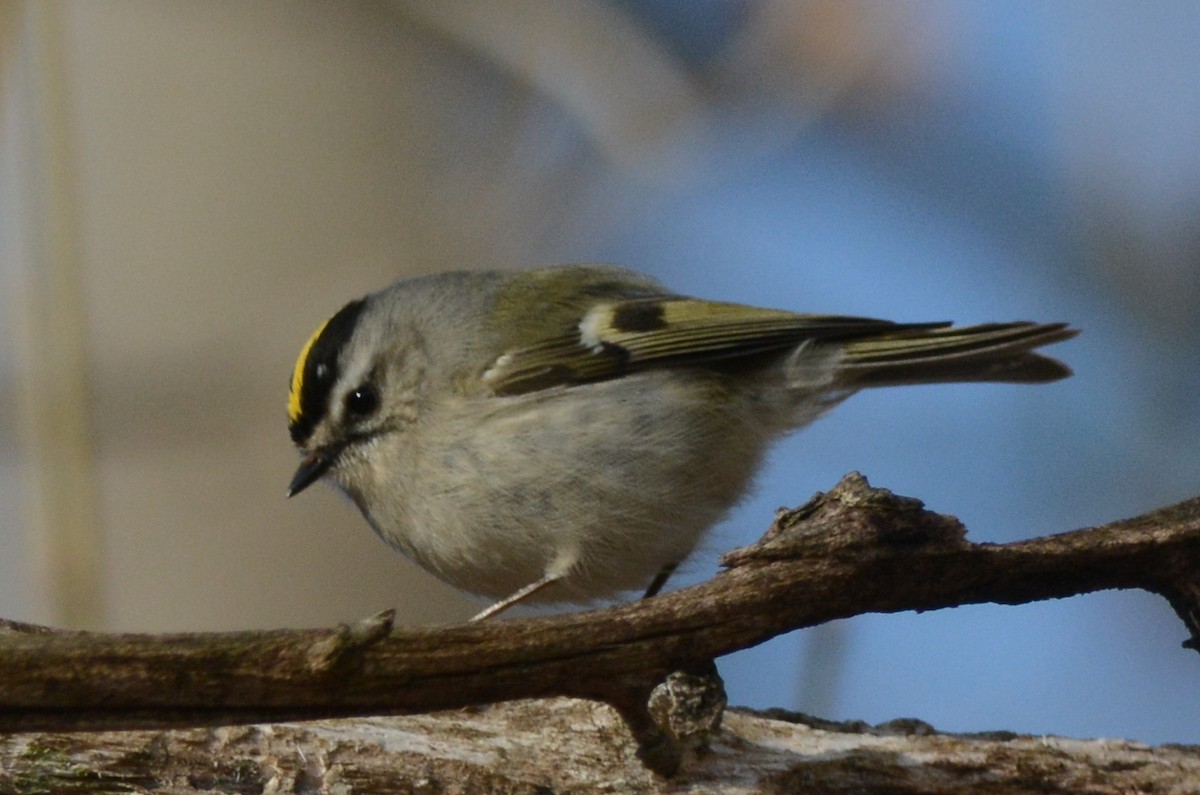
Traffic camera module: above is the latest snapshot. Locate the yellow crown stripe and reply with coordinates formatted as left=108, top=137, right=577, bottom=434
left=288, top=317, right=331, bottom=423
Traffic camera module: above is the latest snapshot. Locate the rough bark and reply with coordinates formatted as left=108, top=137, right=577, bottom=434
left=2, top=473, right=1199, bottom=787
left=4, top=700, right=1199, bottom=794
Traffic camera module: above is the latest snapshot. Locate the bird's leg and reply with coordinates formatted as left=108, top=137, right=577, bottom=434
left=470, top=574, right=563, bottom=622
left=472, top=558, right=678, bottom=621
left=642, top=562, right=679, bottom=599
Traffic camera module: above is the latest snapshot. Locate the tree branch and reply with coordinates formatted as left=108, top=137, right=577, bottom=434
left=2, top=473, right=1198, bottom=777
left=5, top=700, right=1200, bottom=794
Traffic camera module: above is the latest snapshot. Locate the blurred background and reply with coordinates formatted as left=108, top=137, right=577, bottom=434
left=2, top=0, right=1198, bottom=744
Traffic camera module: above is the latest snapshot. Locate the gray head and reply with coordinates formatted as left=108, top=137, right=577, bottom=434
left=285, top=270, right=507, bottom=495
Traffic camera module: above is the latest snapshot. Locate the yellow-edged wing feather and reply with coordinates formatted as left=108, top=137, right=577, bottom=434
left=482, top=296, right=944, bottom=396
left=482, top=291, right=1077, bottom=396
left=839, top=321, right=1077, bottom=386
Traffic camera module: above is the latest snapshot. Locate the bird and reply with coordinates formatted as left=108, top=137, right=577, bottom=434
left=285, top=265, right=1076, bottom=620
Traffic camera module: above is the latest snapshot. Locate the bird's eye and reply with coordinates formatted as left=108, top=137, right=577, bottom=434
left=344, top=383, right=379, bottom=418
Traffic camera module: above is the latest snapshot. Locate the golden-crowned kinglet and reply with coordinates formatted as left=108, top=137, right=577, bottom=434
left=287, top=265, right=1076, bottom=620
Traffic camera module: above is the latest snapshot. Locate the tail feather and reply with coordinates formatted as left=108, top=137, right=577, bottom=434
left=838, top=322, right=1078, bottom=388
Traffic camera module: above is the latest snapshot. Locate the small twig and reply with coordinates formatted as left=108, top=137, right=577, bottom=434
left=1, top=473, right=1198, bottom=775
left=305, top=609, right=395, bottom=674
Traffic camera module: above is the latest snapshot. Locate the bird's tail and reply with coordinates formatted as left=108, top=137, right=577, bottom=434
left=837, top=322, right=1078, bottom=388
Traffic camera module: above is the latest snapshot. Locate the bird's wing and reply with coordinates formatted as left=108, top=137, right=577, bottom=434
left=482, top=296, right=936, bottom=396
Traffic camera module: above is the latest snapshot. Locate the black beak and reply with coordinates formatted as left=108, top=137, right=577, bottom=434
left=287, top=449, right=336, bottom=497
